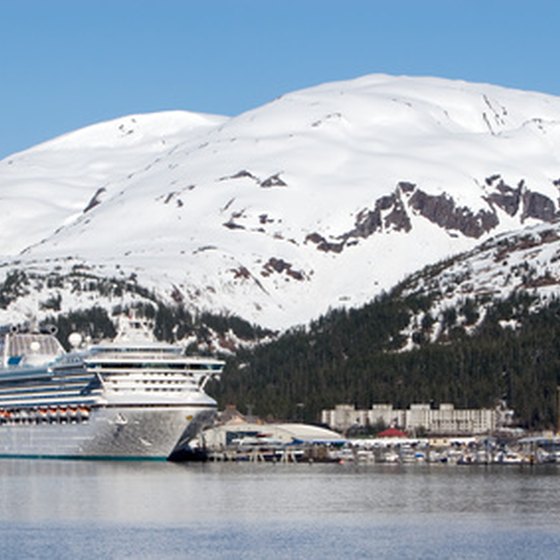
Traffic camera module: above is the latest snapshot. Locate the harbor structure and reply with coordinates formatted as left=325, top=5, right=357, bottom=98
left=193, top=421, right=346, bottom=462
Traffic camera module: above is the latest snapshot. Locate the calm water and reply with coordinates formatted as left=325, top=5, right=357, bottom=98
left=1, top=460, right=560, bottom=559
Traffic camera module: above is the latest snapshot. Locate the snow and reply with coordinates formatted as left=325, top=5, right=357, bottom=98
left=398, top=219, right=560, bottom=346
left=2, top=74, right=560, bottom=329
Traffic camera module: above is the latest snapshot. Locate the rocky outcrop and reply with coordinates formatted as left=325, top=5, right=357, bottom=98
left=352, top=191, right=412, bottom=238
left=83, top=187, right=106, bottom=213
left=351, top=207, right=382, bottom=239
left=231, top=266, right=251, bottom=280
left=408, top=190, right=498, bottom=238
left=223, top=210, right=246, bottom=230
left=485, top=178, right=522, bottom=217
left=381, top=194, right=412, bottom=233
left=260, top=173, right=287, bottom=188
left=218, top=170, right=287, bottom=188
left=305, top=176, right=560, bottom=254
left=261, top=257, right=305, bottom=281
left=306, top=184, right=413, bottom=252
left=484, top=175, right=559, bottom=223
left=305, top=232, right=344, bottom=253
left=521, top=190, right=558, bottom=222
left=219, top=169, right=259, bottom=182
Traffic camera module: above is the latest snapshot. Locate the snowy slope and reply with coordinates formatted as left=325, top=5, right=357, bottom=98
left=395, top=219, right=560, bottom=346
left=2, top=74, right=560, bottom=329
left=0, top=111, right=226, bottom=254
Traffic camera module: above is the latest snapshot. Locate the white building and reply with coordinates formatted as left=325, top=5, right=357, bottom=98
left=321, top=403, right=499, bottom=435
left=198, top=422, right=347, bottom=451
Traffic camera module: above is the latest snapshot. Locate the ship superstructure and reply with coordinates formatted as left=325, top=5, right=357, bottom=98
left=0, top=321, right=224, bottom=459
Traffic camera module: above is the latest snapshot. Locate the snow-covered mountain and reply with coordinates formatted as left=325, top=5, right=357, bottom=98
left=3, top=74, right=560, bottom=329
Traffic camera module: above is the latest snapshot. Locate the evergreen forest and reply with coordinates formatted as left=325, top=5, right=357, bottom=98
left=4, top=266, right=560, bottom=430
left=213, top=292, right=560, bottom=430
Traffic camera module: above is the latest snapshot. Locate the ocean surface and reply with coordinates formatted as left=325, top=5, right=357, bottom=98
left=1, top=460, right=560, bottom=559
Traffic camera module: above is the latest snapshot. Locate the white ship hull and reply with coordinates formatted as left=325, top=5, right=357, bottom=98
left=0, top=405, right=216, bottom=460
left=0, top=321, right=224, bottom=460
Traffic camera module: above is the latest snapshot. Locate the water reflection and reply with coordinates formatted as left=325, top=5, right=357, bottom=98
left=1, top=461, right=560, bottom=559
left=1, top=461, right=560, bottom=524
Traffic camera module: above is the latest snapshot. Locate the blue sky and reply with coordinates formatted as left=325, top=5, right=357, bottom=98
left=1, top=0, right=559, bottom=159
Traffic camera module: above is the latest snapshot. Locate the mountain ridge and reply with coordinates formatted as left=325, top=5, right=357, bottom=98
left=3, top=74, right=560, bottom=329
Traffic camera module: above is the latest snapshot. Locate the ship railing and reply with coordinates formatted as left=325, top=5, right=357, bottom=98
left=86, top=352, right=222, bottom=364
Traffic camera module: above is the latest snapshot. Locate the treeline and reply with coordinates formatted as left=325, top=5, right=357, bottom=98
left=0, top=268, right=271, bottom=347
left=41, top=303, right=271, bottom=351
left=16, top=266, right=560, bottom=430
left=42, top=307, right=117, bottom=345
left=214, top=292, right=560, bottom=429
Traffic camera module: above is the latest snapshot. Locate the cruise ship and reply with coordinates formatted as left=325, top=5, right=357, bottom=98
left=0, top=319, right=224, bottom=460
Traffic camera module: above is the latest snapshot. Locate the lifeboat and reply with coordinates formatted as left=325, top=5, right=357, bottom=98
left=68, top=407, right=79, bottom=423
left=57, top=407, right=69, bottom=423
left=78, top=406, right=90, bottom=420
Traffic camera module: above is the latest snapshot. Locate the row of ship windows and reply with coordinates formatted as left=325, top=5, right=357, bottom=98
left=0, top=407, right=91, bottom=425
left=0, top=417, right=90, bottom=426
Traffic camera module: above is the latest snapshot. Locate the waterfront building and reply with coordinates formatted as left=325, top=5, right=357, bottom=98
left=321, top=402, right=501, bottom=435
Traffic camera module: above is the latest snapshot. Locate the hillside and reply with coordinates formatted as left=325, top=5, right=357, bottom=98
left=213, top=219, right=560, bottom=428
left=216, top=283, right=560, bottom=430
left=3, top=74, right=560, bottom=330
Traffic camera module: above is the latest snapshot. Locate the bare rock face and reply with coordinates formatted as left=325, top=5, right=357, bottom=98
left=305, top=232, right=344, bottom=253
left=306, top=179, right=510, bottom=253
left=261, top=257, right=305, bottom=280
left=521, top=190, right=558, bottom=222
left=485, top=178, right=522, bottom=217
left=408, top=189, right=499, bottom=238
left=351, top=207, right=382, bottom=239
left=83, top=187, right=107, bottom=213
left=383, top=195, right=412, bottom=233
left=306, top=184, right=413, bottom=253
left=305, top=173, right=560, bottom=258
left=260, top=173, right=287, bottom=188
left=352, top=191, right=412, bottom=238
left=484, top=175, right=559, bottom=223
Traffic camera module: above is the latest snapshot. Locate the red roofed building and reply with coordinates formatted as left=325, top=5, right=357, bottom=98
left=377, top=427, right=408, bottom=438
